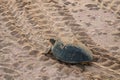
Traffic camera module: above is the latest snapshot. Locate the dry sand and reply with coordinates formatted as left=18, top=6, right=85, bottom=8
left=0, top=0, right=120, bottom=80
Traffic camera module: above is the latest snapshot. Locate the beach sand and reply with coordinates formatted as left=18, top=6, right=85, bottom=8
left=0, top=0, right=120, bottom=80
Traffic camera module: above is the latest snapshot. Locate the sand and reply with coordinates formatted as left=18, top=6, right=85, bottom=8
left=0, top=0, right=120, bottom=80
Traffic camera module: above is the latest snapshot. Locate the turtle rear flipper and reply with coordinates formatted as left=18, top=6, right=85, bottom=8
left=81, top=65, right=85, bottom=72
left=76, top=64, right=85, bottom=72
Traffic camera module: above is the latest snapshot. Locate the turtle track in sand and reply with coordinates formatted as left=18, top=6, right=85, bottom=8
left=39, top=0, right=120, bottom=78
left=0, top=0, right=120, bottom=80
left=94, top=0, right=120, bottom=18
left=0, top=1, right=46, bottom=79
left=18, top=0, right=120, bottom=78
left=0, top=0, right=85, bottom=80
left=40, top=0, right=120, bottom=75
left=0, top=0, right=60, bottom=80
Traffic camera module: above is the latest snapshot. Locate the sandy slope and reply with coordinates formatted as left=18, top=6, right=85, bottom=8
left=0, top=0, right=120, bottom=80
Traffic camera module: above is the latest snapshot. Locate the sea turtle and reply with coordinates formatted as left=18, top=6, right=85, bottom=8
left=44, top=38, right=96, bottom=71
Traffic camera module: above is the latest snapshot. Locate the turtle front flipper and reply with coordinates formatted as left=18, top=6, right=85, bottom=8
left=43, top=47, right=52, bottom=56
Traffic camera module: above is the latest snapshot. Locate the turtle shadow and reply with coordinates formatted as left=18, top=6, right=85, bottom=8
left=44, top=53, right=92, bottom=72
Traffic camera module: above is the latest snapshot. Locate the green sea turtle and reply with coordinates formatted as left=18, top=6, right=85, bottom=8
left=44, top=38, right=97, bottom=71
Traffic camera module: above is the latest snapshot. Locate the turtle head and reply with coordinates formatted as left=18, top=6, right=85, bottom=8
left=49, top=38, right=56, bottom=45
